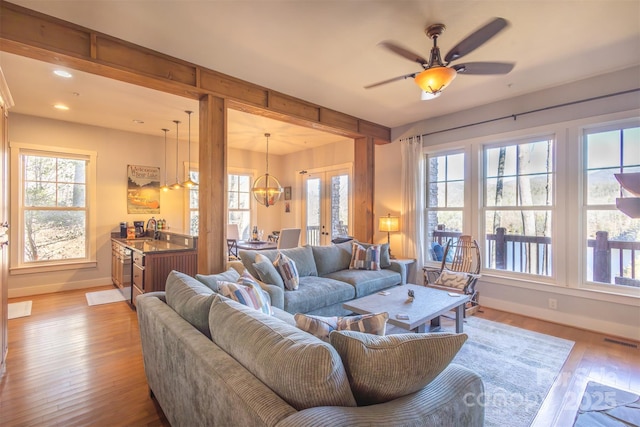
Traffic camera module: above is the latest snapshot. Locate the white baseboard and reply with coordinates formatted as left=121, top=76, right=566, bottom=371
left=480, top=295, right=640, bottom=342
left=8, top=277, right=113, bottom=298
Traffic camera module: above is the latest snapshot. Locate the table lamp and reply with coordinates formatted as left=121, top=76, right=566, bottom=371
left=378, top=213, right=399, bottom=258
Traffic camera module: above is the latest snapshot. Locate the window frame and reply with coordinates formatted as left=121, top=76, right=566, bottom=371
left=10, top=142, right=97, bottom=273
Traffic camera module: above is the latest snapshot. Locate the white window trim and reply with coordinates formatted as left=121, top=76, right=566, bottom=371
left=9, top=142, right=97, bottom=274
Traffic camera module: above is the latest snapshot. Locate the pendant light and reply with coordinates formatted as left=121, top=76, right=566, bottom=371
left=251, top=132, right=282, bottom=207
left=160, top=128, right=170, bottom=192
left=181, top=110, right=197, bottom=187
left=170, top=120, right=183, bottom=190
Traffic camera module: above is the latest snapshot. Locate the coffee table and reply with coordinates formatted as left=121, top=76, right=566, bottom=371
left=343, top=284, right=470, bottom=333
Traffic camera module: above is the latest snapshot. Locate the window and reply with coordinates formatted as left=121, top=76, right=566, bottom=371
left=228, top=173, right=252, bottom=240
left=11, top=143, right=96, bottom=269
left=426, top=152, right=464, bottom=261
left=483, top=137, right=554, bottom=276
left=188, top=171, right=252, bottom=240
left=583, top=124, right=640, bottom=287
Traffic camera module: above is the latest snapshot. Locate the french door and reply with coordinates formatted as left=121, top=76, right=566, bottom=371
left=303, top=166, right=351, bottom=246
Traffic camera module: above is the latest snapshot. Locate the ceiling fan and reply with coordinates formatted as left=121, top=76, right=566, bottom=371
left=365, top=17, right=515, bottom=100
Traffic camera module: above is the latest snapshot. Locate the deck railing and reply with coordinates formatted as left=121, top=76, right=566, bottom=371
left=433, top=228, right=639, bottom=284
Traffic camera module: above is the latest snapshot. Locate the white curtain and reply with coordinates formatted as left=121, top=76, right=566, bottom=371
left=400, top=135, right=425, bottom=284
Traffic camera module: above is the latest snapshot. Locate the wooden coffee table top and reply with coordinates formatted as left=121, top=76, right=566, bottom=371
left=343, top=284, right=470, bottom=332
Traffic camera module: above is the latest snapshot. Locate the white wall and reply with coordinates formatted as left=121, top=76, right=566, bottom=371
left=376, top=66, right=640, bottom=341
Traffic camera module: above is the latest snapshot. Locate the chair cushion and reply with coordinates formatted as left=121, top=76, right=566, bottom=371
left=311, top=241, right=353, bottom=276
left=295, top=312, right=388, bottom=342
left=209, top=296, right=357, bottom=410
left=217, top=272, right=273, bottom=315
left=165, top=270, right=217, bottom=338
left=195, top=267, right=241, bottom=291
left=434, top=269, right=476, bottom=290
left=329, top=331, right=468, bottom=406
left=274, top=252, right=300, bottom=290
left=349, top=242, right=381, bottom=271
left=252, top=253, right=285, bottom=289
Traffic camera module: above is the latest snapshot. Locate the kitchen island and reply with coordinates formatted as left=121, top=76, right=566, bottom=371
left=111, top=232, right=197, bottom=307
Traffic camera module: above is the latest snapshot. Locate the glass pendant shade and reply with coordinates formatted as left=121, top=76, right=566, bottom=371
left=251, top=133, right=282, bottom=207
left=181, top=110, right=197, bottom=188
left=414, top=66, right=457, bottom=95
left=160, top=128, right=170, bottom=192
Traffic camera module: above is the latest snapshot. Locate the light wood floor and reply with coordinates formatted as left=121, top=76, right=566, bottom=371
left=2, top=286, right=639, bottom=427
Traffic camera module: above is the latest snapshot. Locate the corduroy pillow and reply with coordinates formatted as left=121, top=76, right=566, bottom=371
left=252, top=253, right=285, bottom=289
left=294, top=312, right=389, bottom=342
left=330, top=331, right=468, bottom=405
left=195, top=267, right=241, bottom=291
left=165, top=270, right=217, bottom=338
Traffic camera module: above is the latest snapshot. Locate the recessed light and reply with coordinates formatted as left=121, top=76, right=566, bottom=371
left=54, top=104, right=69, bottom=111
left=133, top=119, right=144, bottom=124
left=53, top=70, right=73, bottom=78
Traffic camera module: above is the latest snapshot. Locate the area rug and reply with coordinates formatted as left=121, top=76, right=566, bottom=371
left=572, top=381, right=640, bottom=426
left=85, top=287, right=129, bottom=306
left=389, top=316, right=574, bottom=427
left=8, top=301, right=32, bottom=319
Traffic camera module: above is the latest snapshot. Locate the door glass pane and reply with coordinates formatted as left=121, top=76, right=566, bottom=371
left=330, top=174, right=349, bottom=239
left=305, top=177, right=321, bottom=246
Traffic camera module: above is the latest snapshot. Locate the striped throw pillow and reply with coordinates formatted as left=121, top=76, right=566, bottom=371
left=349, top=242, right=381, bottom=270
left=274, top=252, right=300, bottom=290
left=295, top=312, right=389, bottom=342
left=217, top=272, right=272, bottom=315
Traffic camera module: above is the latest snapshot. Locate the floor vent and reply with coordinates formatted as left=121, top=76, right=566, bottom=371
left=604, top=337, right=638, bottom=348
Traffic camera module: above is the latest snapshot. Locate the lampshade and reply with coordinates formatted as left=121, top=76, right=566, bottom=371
left=379, top=215, right=399, bottom=232
left=414, top=66, right=457, bottom=95
left=251, top=133, right=282, bottom=207
left=181, top=110, right=197, bottom=188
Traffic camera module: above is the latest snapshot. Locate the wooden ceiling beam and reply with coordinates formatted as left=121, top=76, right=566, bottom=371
left=0, top=1, right=391, bottom=143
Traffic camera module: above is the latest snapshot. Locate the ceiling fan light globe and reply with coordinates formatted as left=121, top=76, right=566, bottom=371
left=415, top=66, right=457, bottom=95
left=421, top=91, right=442, bottom=101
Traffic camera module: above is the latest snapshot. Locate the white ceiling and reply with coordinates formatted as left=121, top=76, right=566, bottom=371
left=1, top=0, right=639, bottom=153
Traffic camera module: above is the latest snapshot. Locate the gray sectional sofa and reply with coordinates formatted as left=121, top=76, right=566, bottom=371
left=136, top=270, right=485, bottom=427
left=234, top=241, right=407, bottom=316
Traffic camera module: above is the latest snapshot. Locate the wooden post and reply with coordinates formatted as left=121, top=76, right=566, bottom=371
left=593, top=231, right=610, bottom=283
left=496, top=227, right=507, bottom=270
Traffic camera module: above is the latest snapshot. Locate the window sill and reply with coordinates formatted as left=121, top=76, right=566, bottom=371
left=10, top=261, right=97, bottom=275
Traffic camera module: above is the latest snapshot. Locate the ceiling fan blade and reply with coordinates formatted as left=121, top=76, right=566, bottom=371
left=444, top=17, right=509, bottom=63
left=378, top=41, right=428, bottom=66
left=453, top=62, right=515, bottom=75
left=364, top=72, right=417, bottom=89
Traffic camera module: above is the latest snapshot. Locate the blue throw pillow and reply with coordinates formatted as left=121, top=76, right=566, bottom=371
left=432, top=243, right=444, bottom=261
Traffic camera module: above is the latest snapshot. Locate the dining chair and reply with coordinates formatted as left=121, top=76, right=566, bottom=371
left=277, top=228, right=301, bottom=249
left=227, top=223, right=240, bottom=259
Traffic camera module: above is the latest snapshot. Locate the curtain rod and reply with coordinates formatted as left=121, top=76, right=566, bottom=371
left=422, top=88, right=640, bottom=137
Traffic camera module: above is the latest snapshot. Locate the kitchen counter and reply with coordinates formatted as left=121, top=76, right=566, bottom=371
left=114, top=238, right=193, bottom=254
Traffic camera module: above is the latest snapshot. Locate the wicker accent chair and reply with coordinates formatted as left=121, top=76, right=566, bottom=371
left=425, top=235, right=481, bottom=316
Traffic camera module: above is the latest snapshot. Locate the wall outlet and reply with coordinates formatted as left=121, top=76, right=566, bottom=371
left=184, top=238, right=189, bottom=246
left=166, top=235, right=170, bottom=241
left=548, top=298, right=558, bottom=310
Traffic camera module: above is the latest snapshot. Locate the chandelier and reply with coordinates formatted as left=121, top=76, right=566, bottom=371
left=251, top=133, right=282, bottom=207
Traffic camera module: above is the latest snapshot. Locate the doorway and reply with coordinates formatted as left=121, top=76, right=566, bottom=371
left=303, top=165, right=352, bottom=246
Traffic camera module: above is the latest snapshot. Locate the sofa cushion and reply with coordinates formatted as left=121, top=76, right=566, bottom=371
left=239, top=245, right=318, bottom=278
left=252, top=253, right=285, bottom=289
left=311, top=241, right=353, bottom=276
left=324, top=268, right=400, bottom=297
left=165, top=270, right=217, bottom=338
left=294, top=312, right=388, bottom=342
left=195, top=267, right=241, bottom=291
left=274, top=252, right=300, bottom=290
left=349, top=242, right=381, bottom=271
left=357, top=241, right=391, bottom=268
left=217, top=272, right=273, bottom=315
left=209, top=295, right=357, bottom=410
left=329, top=331, right=468, bottom=406
left=283, top=276, right=356, bottom=314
